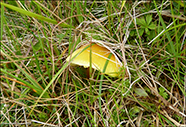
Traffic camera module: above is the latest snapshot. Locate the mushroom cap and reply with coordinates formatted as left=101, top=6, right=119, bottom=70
left=66, top=43, right=122, bottom=77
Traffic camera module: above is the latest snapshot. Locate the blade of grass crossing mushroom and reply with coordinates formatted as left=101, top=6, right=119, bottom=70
left=89, top=43, right=93, bottom=102
left=89, top=44, right=93, bottom=77
left=98, top=53, right=113, bottom=126
left=91, top=39, right=123, bottom=67
left=67, top=44, right=94, bottom=64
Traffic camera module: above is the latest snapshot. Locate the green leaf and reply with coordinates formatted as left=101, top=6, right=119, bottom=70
left=0, top=2, right=74, bottom=28
left=159, top=87, right=168, bottom=99
left=137, top=17, right=146, bottom=26
left=145, top=28, right=149, bottom=35
left=148, top=23, right=156, bottom=29
left=130, top=30, right=135, bottom=36
left=33, top=42, right=41, bottom=51
left=148, top=31, right=156, bottom=40
left=147, top=30, right=150, bottom=35
left=146, top=15, right=152, bottom=25
left=134, top=88, right=148, bottom=97
left=139, top=29, right=144, bottom=36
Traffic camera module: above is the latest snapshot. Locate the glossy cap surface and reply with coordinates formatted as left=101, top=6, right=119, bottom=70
left=66, top=43, right=122, bottom=77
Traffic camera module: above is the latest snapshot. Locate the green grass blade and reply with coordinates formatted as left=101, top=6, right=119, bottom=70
left=1, top=3, right=4, bottom=40
left=1, top=69, right=42, bottom=95
left=1, top=51, right=49, bottom=97
left=98, top=53, right=113, bottom=126
left=0, top=2, right=74, bottom=28
left=153, top=0, right=175, bottom=54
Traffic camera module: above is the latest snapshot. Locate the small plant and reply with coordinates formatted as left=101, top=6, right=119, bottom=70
left=159, top=87, right=168, bottom=100
left=130, top=14, right=157, bottom=41
left=136, top=15, right=156, bottom=36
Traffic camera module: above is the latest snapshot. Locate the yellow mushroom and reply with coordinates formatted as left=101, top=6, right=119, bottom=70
left=66, top=43, right=122, bottom=77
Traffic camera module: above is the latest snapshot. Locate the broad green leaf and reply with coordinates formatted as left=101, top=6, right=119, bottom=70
left=146, top=15, right=152, bottom=25
left=148, top=23, right=156, bottom=29
left=137, top=17, right=146, bottom=26
left=145, top=28, right=149, bottom=35
left=134, top=88, right=148, bottom=97
left=33, top=42, right=41, bottom=51
left=139, top=29, right=144, bottom=36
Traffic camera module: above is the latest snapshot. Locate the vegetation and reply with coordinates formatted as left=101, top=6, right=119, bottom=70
left=1, top=1, right=186, bottom=126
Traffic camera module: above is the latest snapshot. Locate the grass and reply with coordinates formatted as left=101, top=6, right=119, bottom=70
left=1, top=0, right=186, bottom=126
